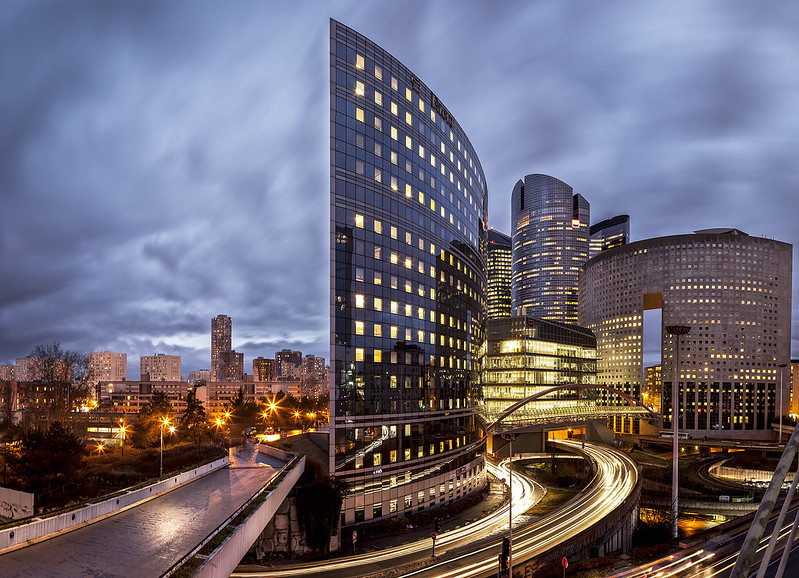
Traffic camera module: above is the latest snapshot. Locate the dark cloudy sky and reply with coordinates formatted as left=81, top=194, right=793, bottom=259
left=2, top=1, right=798, bottom=378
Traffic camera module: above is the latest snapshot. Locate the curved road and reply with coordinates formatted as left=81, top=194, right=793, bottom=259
left=234, top=440, right=639, bottom=578
left=0, top=444, right=278, bottom=577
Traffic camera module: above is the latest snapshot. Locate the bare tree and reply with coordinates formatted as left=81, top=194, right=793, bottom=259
left=26, top=342, right=90, bottom=427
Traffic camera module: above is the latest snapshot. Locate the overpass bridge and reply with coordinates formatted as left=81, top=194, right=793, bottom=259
left=0, top=442, right=304, bottom=577
left=483, top=383, right=659, bottom=454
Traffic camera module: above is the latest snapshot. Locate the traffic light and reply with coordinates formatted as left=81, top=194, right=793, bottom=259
left=434, top=517, right=441, bottom=533
left=500, top=537, right=510, bottom=571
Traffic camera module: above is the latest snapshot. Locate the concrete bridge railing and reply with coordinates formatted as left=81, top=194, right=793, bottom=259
left=170, top=454, right=306, bottom=578
left=0, top=456, right=229, bottom=555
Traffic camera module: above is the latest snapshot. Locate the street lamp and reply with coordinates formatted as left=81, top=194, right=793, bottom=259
left=118, top=417, right=128, bottom=457
left=160, top=416, right=170, bottom=478
left=778, top=363, right=788, bottom=443
left=666, top=324, right=690, bottom=540
left=502, top=432, right=517, bottom=576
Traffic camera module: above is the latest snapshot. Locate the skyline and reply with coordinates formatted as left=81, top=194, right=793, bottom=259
left=2, top=1, right=798, bottom=377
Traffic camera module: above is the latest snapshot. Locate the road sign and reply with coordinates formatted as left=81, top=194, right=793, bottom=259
left=562, top=557, right=568, bottom=568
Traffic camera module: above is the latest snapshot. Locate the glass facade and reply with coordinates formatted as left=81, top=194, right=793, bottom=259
left=589, top=214, right=630, bottom=260
left=579, top=228, right=792, bottom=440
left=480, top=316, right=596, bottom=422
left=330, top=20, right=488, bottom=526
left=486, top=229, right=512, bottom=319
left=511, top=174, right=590, bottom=323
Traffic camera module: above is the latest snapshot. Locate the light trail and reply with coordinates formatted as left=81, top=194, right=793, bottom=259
left=233, top=440, right=638, bottom=578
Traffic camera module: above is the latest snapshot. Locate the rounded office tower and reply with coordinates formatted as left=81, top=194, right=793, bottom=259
left=330, top=20, right=488, bottom=526
left=579, top=228, right=792, bottom=440
left=511, top=174, right=590, bottom=323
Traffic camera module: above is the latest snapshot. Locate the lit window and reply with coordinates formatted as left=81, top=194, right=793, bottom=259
left=355, top=294, right=365, bottom=308
left=374, top=142, right=381, bottom=156
left=391, top=326, right=398, bottom=338
left=418, top=99, right=424, bottom=112
left=418, top=330, right=424, bottom=342
left=374, top=168, right=381, bottom=182
left=391, top=101, right=397, bottom=115
left=405, top=257, right=412, bottom=269
left=391, top=301, right=398, bottom=314
left=419, top=191, right=425, bottom=204
left=405, top=136, right=412, bottom=149
left=374, top=297, right=382, bottom=311
left=405, top=304, right=412, bottom=316
left=355, top=214, right=364, bottom=228
left=356, top=348, right=364, bottom=362
left=405, top=281, right=412, bottom=293
left=405, top=184, right=412, bottom=198
left=356, top=54, right=364, bottom=69
left=374, top=246, right=381, bottom=259
left=391, top=151, right=397, bottom=165
left=374, top=220, right=382, bottom=234
left=374, top=91, right=382, bottom=106
left=374, top=350, right=382, bottom=363
left=391, top=76, right=398, bottom=90
left=374, top=323, right=382, bottom=337
left=355, top=81, right=365, bottom=96
left=374, top=117, right=382, bottom=131
left=355, top=108, right=364, bottom=122
left=405, top=111, right=412, bottom=125
left=391, top=126, right=398, bottom=140
left=405, top=87, right=412, bottom=101
left=391, top=176, right=398, bottom=191
left=373, top=272, right=382, bottom=285
left=405, top=232, right=412, bottom=244
left=355, top=321, right=364, bottom=335
left=375, top=65, right=382, bottom=80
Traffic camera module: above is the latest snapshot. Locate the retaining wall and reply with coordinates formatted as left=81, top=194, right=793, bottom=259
left=0, top=487, right=34, bottom=521
left=0, top=456, right=229, bottom=554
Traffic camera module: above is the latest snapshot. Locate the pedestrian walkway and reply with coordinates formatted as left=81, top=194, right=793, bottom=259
left=0, top=443, right=278, bottom=578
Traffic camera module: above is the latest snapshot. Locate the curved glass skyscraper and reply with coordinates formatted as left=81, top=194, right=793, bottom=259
left=511, top=174, right=590, bottom=323
left=330, top=20, right=488, bottom=526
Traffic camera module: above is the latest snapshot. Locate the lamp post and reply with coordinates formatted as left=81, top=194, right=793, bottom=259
left=778, top=363, right=788, bottom=443
left=666, top=325, right=690, bottom=540
left=160, top=416, right=170, bottom=478
left=502, top=432, right=516, bottom=576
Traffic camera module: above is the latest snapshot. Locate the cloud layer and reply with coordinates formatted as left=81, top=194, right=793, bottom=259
left=2, top=1, right=797, bottom=376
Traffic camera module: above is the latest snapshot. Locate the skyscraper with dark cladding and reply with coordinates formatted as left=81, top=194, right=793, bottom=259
left=511, top=174, right=589, bottom=323
left=486, top=229, right=512, bottom=319
left=589, top=214, right=630, bottom=260
left=330, top=20, right=488, bottom=527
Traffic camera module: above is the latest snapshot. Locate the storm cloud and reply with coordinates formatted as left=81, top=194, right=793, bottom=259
left=2, top=0, right=798, bottom=376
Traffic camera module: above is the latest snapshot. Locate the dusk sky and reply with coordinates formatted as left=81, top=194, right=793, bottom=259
left=2, top=1, right=798, bottom=378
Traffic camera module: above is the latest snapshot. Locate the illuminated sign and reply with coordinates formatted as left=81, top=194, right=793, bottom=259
left=410, top=75, right=455, bottom=129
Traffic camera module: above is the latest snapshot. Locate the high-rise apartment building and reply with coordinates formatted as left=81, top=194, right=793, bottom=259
left=511, top=174, right=589, bottom=323
left=253, top=357, right=275, bottom=382
left=87, top=351, right=127, bottom=384
left=218, top=350, right=244, bottom=382
left=0, top=365, right=14, bottom=381
left=140, top=354, right=182, bottom=382
left=211, top=315, right=232, bottom=382
left=14, top=358, right=39, bottom=382
left=275, top=349, right=302, bottom=381
left=589, top=214, right=630, bottom=260
left=330, top=20, right=488, bottom=526
left=579, top=228, right=792, bottom=439
left=486, top=229, right=512, bottom=320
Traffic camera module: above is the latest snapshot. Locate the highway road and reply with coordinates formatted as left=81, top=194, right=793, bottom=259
left=234, top=440, right=639, bottom=578
left=610, top=505, right=799, bottom=577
